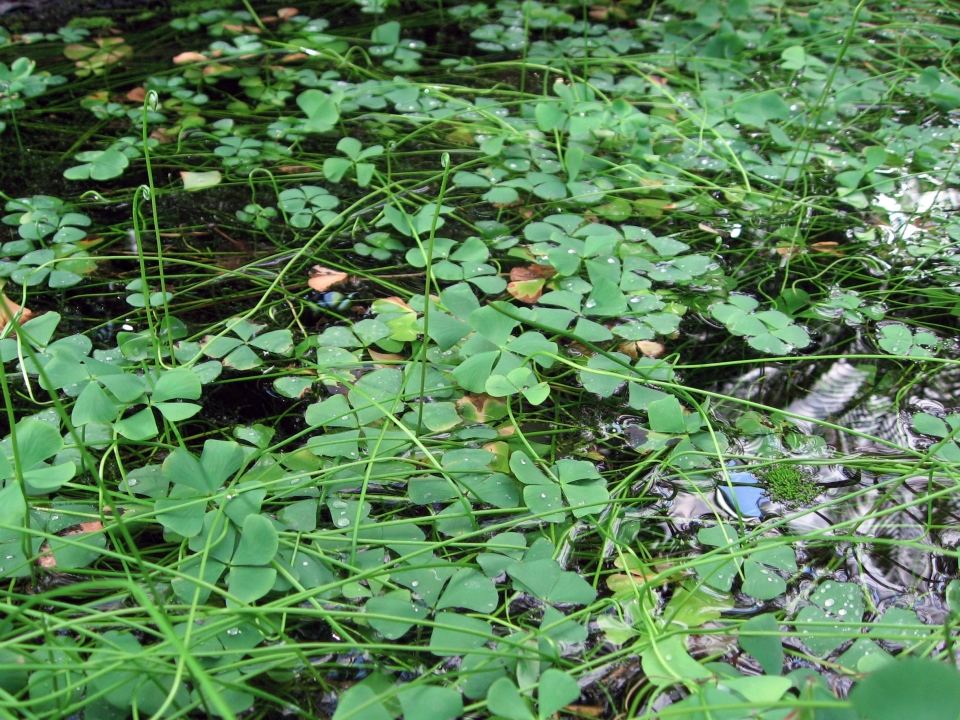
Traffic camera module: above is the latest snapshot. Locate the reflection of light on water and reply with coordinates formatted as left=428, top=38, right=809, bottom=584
left=875, top=177, right=960, bottom=244
left=786, top=360, right=873, bottom=434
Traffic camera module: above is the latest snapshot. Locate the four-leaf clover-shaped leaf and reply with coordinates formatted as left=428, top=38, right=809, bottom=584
left=511, top=451, right=608, bottom=521
left=794, top=580, right=865, bottom=656
left=876, top=322, right=940, bottom=357
left=0, top=419, right=76, bottom=494
left=711, top=294, right=811, bottom=354
left=202, top=317, right=293, bottom=370
left=696, top=523, right=798, bottom=600
left=278, top=185, right=340, bottom=228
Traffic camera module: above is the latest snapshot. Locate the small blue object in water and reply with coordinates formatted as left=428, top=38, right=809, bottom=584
left=717, top=470, right=766, bottom=518
left=316, top=291, right=353, bottom=311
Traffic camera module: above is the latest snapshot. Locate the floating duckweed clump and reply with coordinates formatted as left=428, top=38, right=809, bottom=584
left=760, top=463, right=821, bottom=506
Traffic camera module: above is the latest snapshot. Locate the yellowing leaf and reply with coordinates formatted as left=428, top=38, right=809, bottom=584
left=180, top=171, right=222, bottom=191
left=507, top=279, right=545, bottom=303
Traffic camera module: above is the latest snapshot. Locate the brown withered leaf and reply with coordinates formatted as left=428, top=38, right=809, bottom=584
left=565, top=706, right=605, bottom=718
left=0, top=294, right=32, bottom=331
left=637, top=341, right=664, bottom=358
left=173, top=51, right=207, bottom=64
left=125, top=86, right=146, bottom=102
left=150, top=127, right=178, bottom=144
left=277, top=7, right=299, bottom=19
left=38, top=521, right=105, bottom=568
left=507, top=264, right=556, bottom=303
left=37, top=544, right=56, bottom=568
left=367, top=350, right=404, bottom=367
left=200, top=62, right=235, bottom=77
left=308, top=266, right=348, bottom=292
left=698, top=222, right=726, bottom=237
left=618, top=340, right=665, bottom=359
left=510, top=264, right=556, bottom=282
left=811, top=241, right=843, bottom=256
left=379, top=297, right=415, bottom=313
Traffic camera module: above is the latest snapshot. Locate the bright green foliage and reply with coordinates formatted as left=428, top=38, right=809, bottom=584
left=278, top=185, right=340, bottom=228
left=851, top=658, right=960, bottom=720
left=696, top=524, right=797, bottom=600
left=794, top=581, right=866, bottom=657
left=739, top=614, right=784, bottom=676
left=876, top=322, right=940, bottom=357
left=63, top=136, right=153, bottom=181
left=324, top=137, right=383, bottom=187
left=759, top=464, right=820, bottom=506
left=201, top=316, right=293, bottom=369
left=711, top=294, right=811, bottom=355
left=0, top=57, right=66, bottom=118
left=0, top=194, right=94, bottom=287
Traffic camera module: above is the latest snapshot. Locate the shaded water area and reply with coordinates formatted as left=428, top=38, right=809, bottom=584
left=1, top=0, right=960, bottom=718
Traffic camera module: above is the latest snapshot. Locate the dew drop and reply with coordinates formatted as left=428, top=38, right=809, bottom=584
left=411, top=580, right=420, bottom=587
left=823, top=598, right=835, bottom=607
left=127, top=478, right=138, bottom=487
left=226, top=628, right=240, bottom=636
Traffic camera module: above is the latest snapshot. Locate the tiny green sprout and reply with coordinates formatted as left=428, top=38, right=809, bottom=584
left=758, top=463, right=820, bottom=506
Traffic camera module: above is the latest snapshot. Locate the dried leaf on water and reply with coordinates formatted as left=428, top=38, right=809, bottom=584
left=173, top=52, right=207, bottom=65
left=0, top=294, right=32, bottom=331
left=308, top=266, right=349, bottom=292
